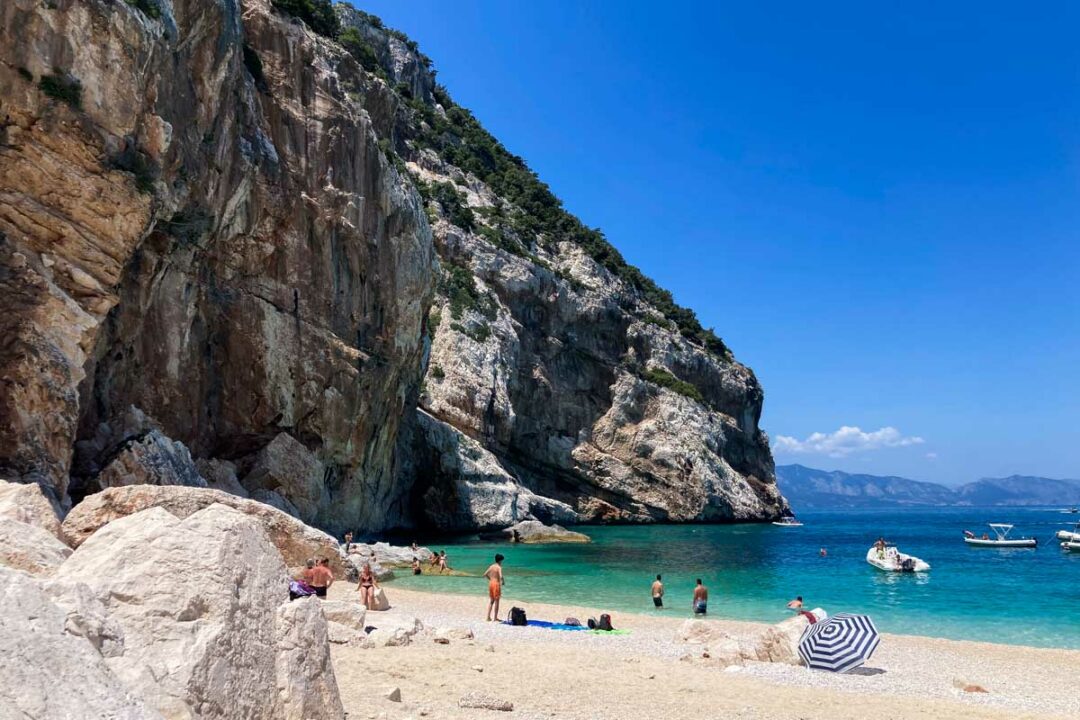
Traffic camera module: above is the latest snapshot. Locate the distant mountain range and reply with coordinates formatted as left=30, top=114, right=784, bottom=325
left=776, top=464, right=1080, bottom=509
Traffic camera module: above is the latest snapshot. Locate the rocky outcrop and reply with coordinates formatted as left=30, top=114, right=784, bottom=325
left=94, top=430, right=207, bottom=490
left=0, top=567, right=162, bottom=719
left=503, top=519, right=590, bottom=544
left=0, top=0, right=784, bottom=534
left=346, top=12, right=788, bottom=527
left=0, top=0, right=434, bottom=533
left=0, top=477, right=64, bottom=539
left=62, top=485, right=345, bottom=576
left=57, top=503, right=344, bottom=719
left=0, top=517, right=72, bottom=576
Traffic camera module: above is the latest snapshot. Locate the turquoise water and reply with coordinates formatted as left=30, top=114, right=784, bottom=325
left=391, top=507, right=1080, bottom=649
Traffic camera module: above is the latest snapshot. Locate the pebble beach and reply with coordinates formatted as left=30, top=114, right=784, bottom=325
left=329, top=585, right=1078, bottom=720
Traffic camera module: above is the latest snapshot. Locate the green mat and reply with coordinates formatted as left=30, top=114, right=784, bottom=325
left=588, top=629, right=631, bottom=635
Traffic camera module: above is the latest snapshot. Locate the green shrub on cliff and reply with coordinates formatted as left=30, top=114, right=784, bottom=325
left=39, top=72, right=81, bottom=109
left=339, top=27, right=386, bottom=79
left=440, top=261, right=496, bottom=320
left=429, top=182, right=475, bottom=231
left=642, top=367, right=704, bottom=403
left=125, top=0, right=161, bottom=19
left=271, top=0, right=339, bottom=38
left=404, top=82, right=731, bottom=359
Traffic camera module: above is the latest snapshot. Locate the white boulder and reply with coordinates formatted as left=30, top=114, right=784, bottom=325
left=274, top=597, right=345, bottom=718
left=0, top=478, right=65, bottom=540
left=0, top=567, right=161, bottom=719
left=0, top=517, right=72, bottom=576
left=57, top=503, right=343, bottom=719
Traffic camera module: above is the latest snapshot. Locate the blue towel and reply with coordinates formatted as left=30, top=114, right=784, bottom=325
left=503, top=619, right=588, bottom=631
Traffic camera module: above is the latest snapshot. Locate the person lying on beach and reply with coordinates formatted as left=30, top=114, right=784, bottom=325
left=358, top=562, right=377, bottom=610
left=693, top=579, right=708, bottom=615
left=651, top=574, right=664, bottom=608
left=787, top=596, right=803, bottom=610
left=411, top=557, right=422, bottom=575
left=309, top=557, right=333, bottom=598
left=484, top=553, right=505, bottom=622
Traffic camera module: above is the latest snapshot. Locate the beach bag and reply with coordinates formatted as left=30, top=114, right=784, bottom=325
left=509, top=607, right=528, bottom=626
left=289, top=580, right=315, bottom=600
left=597, top=613, right=614, bottom=631
left=564, top=617, right=581, bottom=626
left=587, top=617, right=597, bottom=629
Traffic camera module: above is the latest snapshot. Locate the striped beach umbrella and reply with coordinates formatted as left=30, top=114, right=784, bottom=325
left=797, top=613, right=880, bottom=673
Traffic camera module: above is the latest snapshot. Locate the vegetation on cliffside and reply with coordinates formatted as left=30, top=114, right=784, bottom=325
left=270, top=0, right=732, bottom=362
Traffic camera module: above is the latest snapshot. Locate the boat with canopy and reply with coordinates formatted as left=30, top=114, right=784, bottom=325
left=963, top=524, right=1037, bottom=548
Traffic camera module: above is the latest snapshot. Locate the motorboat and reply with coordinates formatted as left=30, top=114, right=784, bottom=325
left=772, top=516, right=803, bottom=527
left=866, top=544, right=930, bottom=572
left=1061, top=541, right=1080, bottom=553
left=963, top=524, right=1037, bottom=548
left=1055, top=522, right=1080, bottom=542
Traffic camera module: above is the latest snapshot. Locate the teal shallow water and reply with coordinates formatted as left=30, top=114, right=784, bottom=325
left=390, top=507, right=1080, bottom=649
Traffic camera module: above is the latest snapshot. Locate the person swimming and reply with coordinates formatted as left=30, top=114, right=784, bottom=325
left=692, top=579, right=708, bottom=615
left=787, top=595, right=804, bottom=610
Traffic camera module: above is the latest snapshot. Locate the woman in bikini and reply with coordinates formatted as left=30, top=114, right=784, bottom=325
left=357, top=562, right=377, bottom=610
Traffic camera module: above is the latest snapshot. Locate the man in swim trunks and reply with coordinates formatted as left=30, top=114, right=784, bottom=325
left=483, top=553, right=505, bottom=622
left=309, top=557, right=334, bottom=598
left=787, top=595, right=803, bottom=610
left=692, top=578, right=708, bottom=615
left=651, top=574, right=664, bottom=608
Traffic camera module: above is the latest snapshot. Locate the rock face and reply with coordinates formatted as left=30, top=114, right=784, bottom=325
left=0, top=0, right=434, bottom=533
left=62, top=485, right=346, bottom=576
left=0, top=477, right=64, bottom=539
left=0, top=517, right=72, bottom=576
left=504, top=519, right=591, bottom=544
left=0, top=0, right=785, bottom=533
left=0, top=567, right=162, bottom=719
left=57, top=503, right=344, bottom=719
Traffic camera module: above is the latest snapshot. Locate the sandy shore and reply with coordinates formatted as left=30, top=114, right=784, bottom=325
left=328, top=585, right=1078, bottom=720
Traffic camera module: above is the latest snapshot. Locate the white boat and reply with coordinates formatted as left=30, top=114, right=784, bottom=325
left=1061, top=541, right=1080, bottom=553
left=963, top=524, right=1037, bottom=548
left=1054, top=523, right=1080, bottom=542
left=772, top=516, right=803, bottom=527
left=866, top=544, right=930, bottom=572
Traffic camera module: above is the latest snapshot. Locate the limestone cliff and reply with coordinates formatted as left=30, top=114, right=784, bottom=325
left=0, top=0, right=786, bottom=534
left=0, top=0, right=434, bottom=533
left=333, top=11, right=787, bottom=528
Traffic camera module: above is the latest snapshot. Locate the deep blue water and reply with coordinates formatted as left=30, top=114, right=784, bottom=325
left=390, top=507, right=1080, bottom=648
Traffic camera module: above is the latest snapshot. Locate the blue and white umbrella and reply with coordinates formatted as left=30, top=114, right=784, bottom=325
left=798, top=613, right=880, bottom=673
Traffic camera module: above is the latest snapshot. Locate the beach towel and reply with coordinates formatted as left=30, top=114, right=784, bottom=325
left=289, top=580, right=316, bottom=600
left=588, top=628, right=631, bottom=636
left=502, top=618, right=588, bottom=632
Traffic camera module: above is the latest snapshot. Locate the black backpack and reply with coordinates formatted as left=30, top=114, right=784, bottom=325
left=509, top=606, right=527, bottom=626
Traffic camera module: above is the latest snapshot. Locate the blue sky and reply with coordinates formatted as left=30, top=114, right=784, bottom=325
left=356, top=1, right=1080, bottom=485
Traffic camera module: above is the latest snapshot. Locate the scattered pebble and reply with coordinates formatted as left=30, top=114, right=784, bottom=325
left=385, top=687, right=401, bottom=702
left=434, top=637, right=450, bottom=645
left=472, top=665, right=484, bottom=672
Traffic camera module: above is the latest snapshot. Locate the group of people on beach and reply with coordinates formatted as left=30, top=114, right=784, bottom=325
left=650, top=574, right=709, bottom=614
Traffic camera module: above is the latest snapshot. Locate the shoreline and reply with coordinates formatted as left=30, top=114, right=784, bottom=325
left=329, top=584, right=1079, bottom=719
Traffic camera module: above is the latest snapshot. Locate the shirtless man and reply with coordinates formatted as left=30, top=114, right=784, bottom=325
left=787, top=595, right=803, bottom=610
left=309, top=557, right=334, bottom=598
left=692, top=578, right=708, bottom=615
left=651, top=574, right=664, bottom=608
left=483, top=553, right=505, bottom=622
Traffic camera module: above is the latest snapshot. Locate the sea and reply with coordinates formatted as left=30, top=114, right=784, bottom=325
left=389, top=507, right=1080, bottom=649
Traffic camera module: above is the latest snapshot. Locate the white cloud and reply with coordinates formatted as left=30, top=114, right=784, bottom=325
left=773, top=426, right=924, bottom=458
left=925, top=452, right=938, bottom=460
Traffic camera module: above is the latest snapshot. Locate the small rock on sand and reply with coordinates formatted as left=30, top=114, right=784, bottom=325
left=459, top=692, right=513, bottom=711
left=385, top=687, right=401, bottom=702
left=472, top=665, right=484, bottom=672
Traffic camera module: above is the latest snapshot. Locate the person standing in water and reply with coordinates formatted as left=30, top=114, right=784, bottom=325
left=692, top=578, right=708, bottom=615
left=483, top=553, right=505, bottom=622
left=651, top=574, right=665, bottom=608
